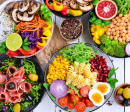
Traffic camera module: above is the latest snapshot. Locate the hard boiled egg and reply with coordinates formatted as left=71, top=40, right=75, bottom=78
left=89, top=89, right=104, bottom=106
left=93, top=82, right=110, bottom=95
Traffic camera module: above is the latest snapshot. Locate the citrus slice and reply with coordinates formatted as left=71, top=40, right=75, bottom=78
left=95, top=0, right=117, bottom=20
left=6, top=33, right=22, bottom=51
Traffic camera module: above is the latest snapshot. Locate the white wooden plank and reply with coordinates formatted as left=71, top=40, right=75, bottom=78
left=125, top=58, right=130, bottom=112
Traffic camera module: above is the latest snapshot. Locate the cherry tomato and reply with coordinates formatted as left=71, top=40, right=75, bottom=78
left=71, top=94, right=80, bottom=104
left=58, top=96, right=68, bottom=107
left=80, top=86, right=90, bottom=97
left=67, top=102, right=75, bottom=109
left=75, top=102, right=86, bottom=112
left=85, top=99, right=94, bottom=107
left=68, top=88, right=76, bottom=95
left=81, top=98, right=86, bottom=103
left=61, top=8, right=70, bottom=15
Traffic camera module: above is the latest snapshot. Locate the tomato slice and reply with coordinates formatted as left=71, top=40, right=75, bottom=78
left=80, top=86, right=90, bottom=97
left=85, top=99, right=94, bottom=107
left=58, top=96, right=68, bottom=107
left=68, top=88, right=76, bottom=95
left=67, top=102, right=75, bottom=109
left=70, top=94, right=80, bottom=104
left=75, top=102, right=86, bottom=112
left=81, top=98, right=86, bottom=103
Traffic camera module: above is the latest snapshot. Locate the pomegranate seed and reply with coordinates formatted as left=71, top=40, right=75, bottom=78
left=96, top=55, right=99, bottom=58
left=2, top=72, right=6, bottom=75
left=32, top=84, right=34, bottom=86
left=11, top=103, right=14, bottom=106
left=99, top=70, right=102, bottom=74
left=2, top=68, right=7, bottom=72
left=91, top=65, right=95, bottom=69
left=9, top=58, right=13, bottom=62
left=3, top=63, right=6, bottom=66
left=104, top=79, right=108, bottom=82
left=107, top=66, right=111, bottom=70
left=104, top=74, right=108, bottom=77
left=97, top=74, right=100, bottom=78
left=101, top=74, right=104, bottom=76
left=97, top=78, right=100, bottom=81
left=104, top=70, right=107, bottom=73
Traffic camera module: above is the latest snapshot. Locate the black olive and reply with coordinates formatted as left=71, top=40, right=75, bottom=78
left=25, top=94, right=33, bottom=102
left=123, top=99, right=130, bottom=106
left=8, top=82, right=15, bottom=89
left=0, top=62, right=2, bottom=67
left=17, top=58, right=24, bottom=67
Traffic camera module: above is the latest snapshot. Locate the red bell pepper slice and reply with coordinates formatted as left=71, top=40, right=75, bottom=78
left=61, top=8, right=70, bottom=15
left=36, top=45, right=44, bottom=49
left=19, top=47, right=37, bottom=56
left=45, top=0, right=54, bottom=10
left=7, top=50, right=21, bottom=57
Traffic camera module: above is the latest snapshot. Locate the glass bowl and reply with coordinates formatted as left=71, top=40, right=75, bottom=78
left=45, top=43, right=115, bottom=112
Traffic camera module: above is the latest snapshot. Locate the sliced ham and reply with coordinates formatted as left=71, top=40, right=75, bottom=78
left=9, top=92, right=22, bottom=103
left=0, top=73, right=8, bottom=84
left=5, top=81, right=17, bottom=93
left=7, top=65, right=17, bottom=77
left=0, top=85, right=4, bottom=94
left=0, top=92, right=10, bottom=103
left=18, top=82, right=31, bottom=93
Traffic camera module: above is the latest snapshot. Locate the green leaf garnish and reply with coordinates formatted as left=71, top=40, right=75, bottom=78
left=23, top=45, right=30, bottom=51
left=92, top=0, right=99, bottom=5
left=43, top=83, right=50, bottom=90
left=22, top=36, right=31, bottom=51
left=50, top=94, right=56, bottom=100
left=14, top=24, right=20, bottom=32
left=103, top=20, right=111, bottom=26
left=108, top=67, right=118, bottom=78
left=0, top=42, right=8, bottom=53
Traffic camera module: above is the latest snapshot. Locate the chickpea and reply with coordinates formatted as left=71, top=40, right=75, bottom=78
left=107, top=28, right=111, bottom=31
left=122, top=17, right=125, bottom=21
left=117, top=19, right=121, bottom=23
left=113, top=32, right=116, bottom=36
left=115, top=17, right=119, bottom=20
left=126, top=34, right=129, bottom=39
left=126, top=38, right=130, bottom=42
left=122, top=37, right=126, bottom=41
left=114, top=36, right=118, bottom=40
left=114, top=20, right=117, bottom=24
left=123, top=23, right=126, bottom=26
left=119, top=14, right=123, bottom=18
left=112, top=19, right=115, bottom=22
left=119, top=26, right=122, bottom=30
left=112, top=29, right=115, bottom=32
left=120, top=22, right=124, bottom=26
left=106, top=31, right=110, bottom=36
left=116, top=23, right=120, bottom=26
left=109, top=24, right=113, bottom=28
left=119, top=38, right=123, bottom=43
left=109, top=36, right=113, bottom=40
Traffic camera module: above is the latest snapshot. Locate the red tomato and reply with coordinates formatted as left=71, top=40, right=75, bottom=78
left=85, top=99, right=94, bottom=107
left=75, top=102, right=86, bottom=112
left=81, top=98, right=86, bottom=103
left=71, top=94, right=80, bottom=104
left=80, top=86, right=90, bottom=97
left=58, top=96, right=68, bottom=107
left=67, top=102, right=75, bottom=109
left=68, top=88, right=76, bottom=95
left=61, top=8, right=70, bottom=15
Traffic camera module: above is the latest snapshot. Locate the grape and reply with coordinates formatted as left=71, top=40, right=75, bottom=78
left=1, top=105, right=9, bottom=112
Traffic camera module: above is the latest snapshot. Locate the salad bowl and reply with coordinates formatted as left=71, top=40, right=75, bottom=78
left=44, top=43, right=116, bottom=112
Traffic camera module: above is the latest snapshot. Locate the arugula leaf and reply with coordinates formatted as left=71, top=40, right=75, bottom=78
left=108, top=67, right=119, bottom=78
left=50, top=94, right=56, bottom=100
left=93, top=19, right=102, bottom=25
left=76, top=57, right=87, bottom=63
left=43, top=83, right=50, bottom=90
left=103, top=20, right=111, bottom=26
left=92, top=0, right=99, bottom=5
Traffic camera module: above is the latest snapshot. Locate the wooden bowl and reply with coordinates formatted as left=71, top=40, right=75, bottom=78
left=59, top=19, right=83, bottom=41
left=114, top=83, right=130, bottom=107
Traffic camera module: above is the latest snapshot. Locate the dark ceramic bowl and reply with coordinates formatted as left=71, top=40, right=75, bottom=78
left=0, top=53, right=45, bottom=112
left=43, top=0, right=94, bottom=19
left=88, top=8, right=129, bottom=58
left=45, top=43, right=115, bottom=112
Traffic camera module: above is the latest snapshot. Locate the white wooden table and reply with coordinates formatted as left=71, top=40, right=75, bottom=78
left=33, top=13, right=130, bottom=112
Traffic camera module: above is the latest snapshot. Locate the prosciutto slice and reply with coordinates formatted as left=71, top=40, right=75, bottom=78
left=7, top=65, right=17, bottom=77
left=9, top=92, right=22, bottom=103
left=0, top=92, right=10, bottom=103
left=0, top=73, right=7, bottom=84
left=18, top=82, right=31, bottom=93
left=0, top=85, right=4, bottom=94
left=5, top=81, right=17, bottom=93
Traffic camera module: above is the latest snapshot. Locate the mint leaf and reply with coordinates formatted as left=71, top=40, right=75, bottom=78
left=14, top=24, right=17, bottom=32
left=93, top=19, right=102, bottom=25
left=0, top=42, right=8, bottom=53
left=43, top=83, right=50, bottom=90
left=101, top=23, right=105, bottom=29
left=50, top=94, right=56, bottom=100
left=103, top=20, right=111, bottom=26
left=24, top=42, right=31, bottom=45
left=110, top=81, right=116, bottom=89
left=23, top=45, right=30, bottom=51
left=92, top=0, right=99, bottom=5
left=23, top=36, right=28, bottom=44
left=108, top=67, right=118, bottom=78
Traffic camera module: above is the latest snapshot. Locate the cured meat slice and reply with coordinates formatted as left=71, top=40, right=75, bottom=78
left=5, top=81, right=17, bottom=93
left=9, top=92, right=22, bottom=103
left=0, top=92, right=10, bottom=103
left=0, top=85, right=4, bottom=94
left=0, top=73, right=8, bottom=84
left=7, top=65, right=17, bottom=77
left=18, top=66, right=24, bottom=79
left=18, top=82, right=31, bottom=93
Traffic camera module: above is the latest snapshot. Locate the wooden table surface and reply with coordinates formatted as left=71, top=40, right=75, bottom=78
left=0, top=0, right=130, bottom=112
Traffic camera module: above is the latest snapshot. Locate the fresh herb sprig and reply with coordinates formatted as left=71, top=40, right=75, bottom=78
left=107, top=67, right=119, bottom=89
left=14, top=24, right=20, bottom=32
left=22, top=36, right=31, bottom=51
left=92, top=0, right=99, bottom=5
left=89, top=12, right=111, bottom=29
left=0, top=42, right=8, bottom=53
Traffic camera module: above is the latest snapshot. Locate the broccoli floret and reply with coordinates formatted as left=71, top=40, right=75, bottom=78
left=99, top=34, right=110, bottom=44
left=111, top=40, right=118, bottom=45
left=100, top=44, right=113, bottom=55
left=119, top=42, right=127, bottom=48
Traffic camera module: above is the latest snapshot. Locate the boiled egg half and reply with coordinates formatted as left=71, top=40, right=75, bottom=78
left=89, top=89, right=104, bottom=106
left=93, top=82, right=110, bottom=95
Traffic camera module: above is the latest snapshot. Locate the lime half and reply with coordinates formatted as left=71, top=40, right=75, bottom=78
left=6, top=33, right=22, bottom=51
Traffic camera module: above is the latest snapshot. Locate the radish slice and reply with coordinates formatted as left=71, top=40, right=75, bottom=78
left=125, top=43, right=130, bottom=56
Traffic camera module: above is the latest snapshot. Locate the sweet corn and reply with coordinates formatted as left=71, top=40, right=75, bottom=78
left=47, top=55, right=70, bottom=84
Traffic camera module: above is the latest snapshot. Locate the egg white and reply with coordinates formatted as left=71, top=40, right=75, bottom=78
left=93, top=82, right=111, bottom=95
left=89, top=89, right=104, bottom=106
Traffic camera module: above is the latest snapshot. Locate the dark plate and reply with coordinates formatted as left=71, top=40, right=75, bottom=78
left=88, top=8, right=129, bottom=58
left=45, top=43, right=115, bottom=112
left=0, top=54, right=45, bottom=112
left=43, top=0, right=94, bottom=19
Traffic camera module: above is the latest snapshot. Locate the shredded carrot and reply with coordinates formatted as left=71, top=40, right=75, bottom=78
left=16, top=16, right=47, bottom=37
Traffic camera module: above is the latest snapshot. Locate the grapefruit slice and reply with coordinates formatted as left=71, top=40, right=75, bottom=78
left=95, top=0, right=117, bottom=20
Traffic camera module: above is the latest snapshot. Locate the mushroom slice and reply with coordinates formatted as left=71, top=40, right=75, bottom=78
left=76, top=0, right=87, bottom=4
left=28, top=3, right=41, bottom=15
left=13, top=2, right=19, bottom=9
left=70, top=0, right=79, bottom=10
left=5, top=2, right=16, bottom=14
left=79, top=2, right=93, bottom=12
left=18, top=12, right=34, bottom=21
left=18, top=0, right=30, bottom=12
left=11, top=9, right=20, bottom=23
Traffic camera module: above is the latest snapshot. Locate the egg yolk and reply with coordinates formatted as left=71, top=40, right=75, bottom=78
left=97, top=84, right=108, bottom=94
left=92, top=93, right=102, bottom=104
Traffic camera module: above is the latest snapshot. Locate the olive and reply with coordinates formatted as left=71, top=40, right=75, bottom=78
left=123, top=99, right=130, bottom=106
left=28, top=74, right=38, bottom=81
left=8, top=82, right=15, bottom=89
left=17, top=58, right=24, bottom=67
left=25, top=94, right=33, bottom=102
left=124, top=85, right=130, bottom=89
left=1, top=105, right=9, bottom=112
left=115, top=95, right=124, bottom=103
